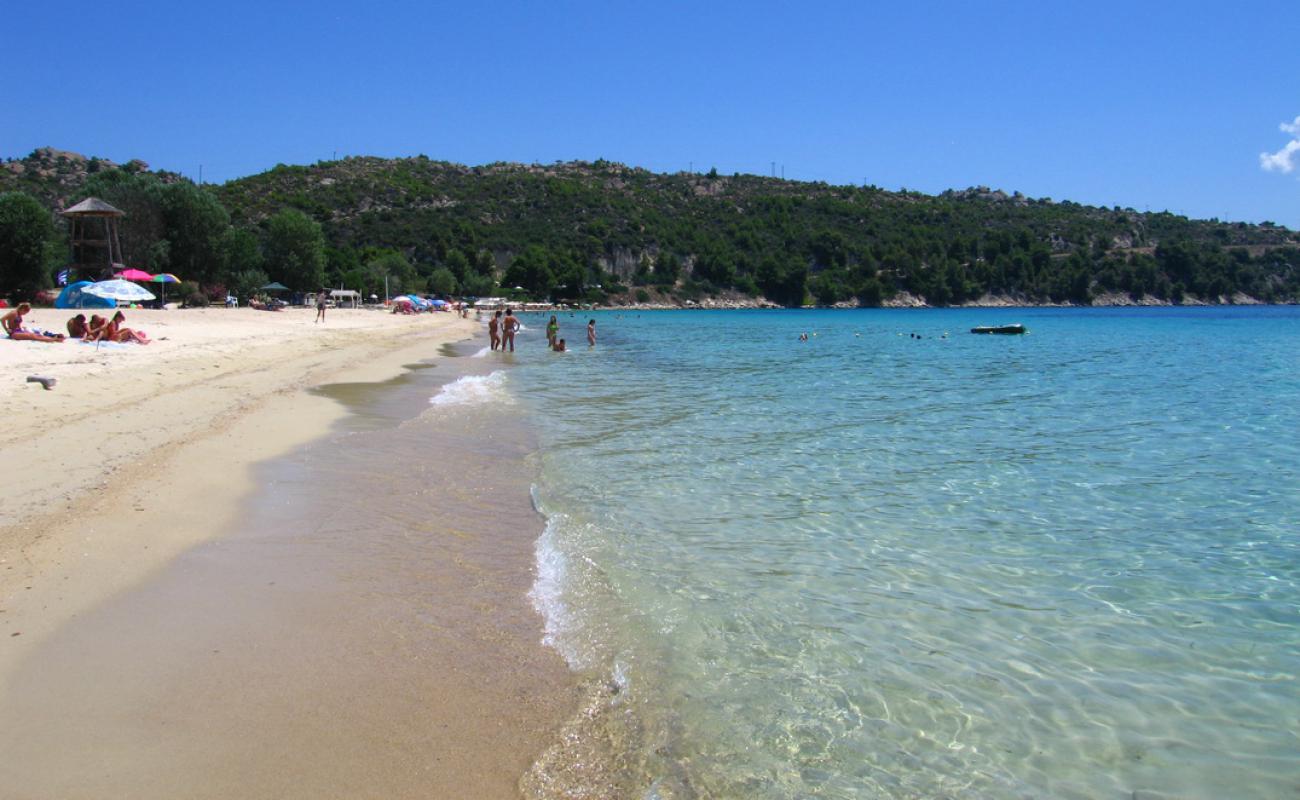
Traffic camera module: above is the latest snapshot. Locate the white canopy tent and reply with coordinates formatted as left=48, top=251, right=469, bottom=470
left=330, top=289, right=361, bottom=308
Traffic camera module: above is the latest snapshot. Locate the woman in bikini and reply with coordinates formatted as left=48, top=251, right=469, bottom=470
left=99, top=311, right=151, bottom=344
left=546, top=315, right=559, bottom=349
left=2, top=303, right=65, bottom=342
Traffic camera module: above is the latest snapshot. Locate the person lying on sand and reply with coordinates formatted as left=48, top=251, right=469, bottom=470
left=2, top=303, right=65, bottom=342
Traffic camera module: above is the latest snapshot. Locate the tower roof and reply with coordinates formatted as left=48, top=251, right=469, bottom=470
left=61, top=197, right=125, bottom=217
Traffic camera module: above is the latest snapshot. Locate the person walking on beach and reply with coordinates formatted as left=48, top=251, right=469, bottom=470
left=502, top=308, right=519, bottom=352
left=587, top=319, right=596, bottom=347
left=546, top=315, right=559, bottom=349
left=488, top=310, right=502, bottom=351
left=315, top=289, right=328, bottom=323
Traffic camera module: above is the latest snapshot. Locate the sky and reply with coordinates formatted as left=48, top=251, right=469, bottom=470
left=4, top=0, right=1299, bottom=227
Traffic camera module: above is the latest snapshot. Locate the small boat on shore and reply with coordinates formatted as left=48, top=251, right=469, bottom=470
left=970, top=323, right=1027, bottom=335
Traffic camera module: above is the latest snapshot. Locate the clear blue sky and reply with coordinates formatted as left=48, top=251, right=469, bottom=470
left=5, top=0, right=1298, bottom=226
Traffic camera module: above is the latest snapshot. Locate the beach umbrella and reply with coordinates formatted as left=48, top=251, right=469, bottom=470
left=114, top=268, right=155, bottom=281
left=83, top=279, right=156, bottom=303
left=150, top=272, right=181, bottom=304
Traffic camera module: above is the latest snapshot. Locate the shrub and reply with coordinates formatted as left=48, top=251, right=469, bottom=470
left=184, top=291, right=210, bottom=308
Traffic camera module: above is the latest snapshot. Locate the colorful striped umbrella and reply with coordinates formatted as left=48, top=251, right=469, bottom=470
left=150, top=273, right=181, bottom=304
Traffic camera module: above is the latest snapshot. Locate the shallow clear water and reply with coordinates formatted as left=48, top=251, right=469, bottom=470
left=509, top=307, right=1299, bottom=799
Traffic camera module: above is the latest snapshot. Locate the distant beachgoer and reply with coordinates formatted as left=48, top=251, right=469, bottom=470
left=546, top=315, right=559, bottom=348
left=488, top=310, right=502, bottom=351
left=502, top=309, right=519, bottom=352
left=587, top=319, right=596, bottom=346
left=553, top=338, right=566, bottom=352
left=2, top=303, right=64, bottom=343
left=315, top=290, right=327, bottom=323
left=67, top=314, right=88, bottom=338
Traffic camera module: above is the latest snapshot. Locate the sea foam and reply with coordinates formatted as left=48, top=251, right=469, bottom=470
left=428, top=371, right=512, bottom=406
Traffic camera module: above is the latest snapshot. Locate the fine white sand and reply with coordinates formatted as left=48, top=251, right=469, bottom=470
left=1, top=305, right=479, bottom=634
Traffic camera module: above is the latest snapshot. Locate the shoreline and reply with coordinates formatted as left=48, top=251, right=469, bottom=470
left=0, top=307, right=477, bottom=630
left=0, top=307, right=579, bottom=797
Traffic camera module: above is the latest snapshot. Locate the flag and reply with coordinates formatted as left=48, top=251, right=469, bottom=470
left=57, top=269, right=70, bottom=286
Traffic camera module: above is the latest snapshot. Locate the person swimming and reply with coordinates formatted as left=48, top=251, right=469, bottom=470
left=552, top=338, right=566, bottom=352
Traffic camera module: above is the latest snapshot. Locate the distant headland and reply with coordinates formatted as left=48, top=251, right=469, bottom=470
left=3, top=147, right=1297, bottom=308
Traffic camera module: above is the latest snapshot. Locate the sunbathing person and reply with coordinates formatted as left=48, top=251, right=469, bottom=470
left=2, top=303, right=65, bottom=342
left=67, top=314, right=88, bottom=338
left=83, top=314, right=108, bottom=341
left=101, top=311, right=151, bottom=344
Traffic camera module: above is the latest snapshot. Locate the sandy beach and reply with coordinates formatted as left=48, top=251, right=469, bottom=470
left=0, top=305, right=577, bottom=798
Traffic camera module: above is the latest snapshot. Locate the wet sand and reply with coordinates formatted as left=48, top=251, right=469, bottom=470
left=0, top=326, right=579, bottom=797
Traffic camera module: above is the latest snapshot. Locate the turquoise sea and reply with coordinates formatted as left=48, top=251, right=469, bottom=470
left=498, top=307, right=1299, bottom=798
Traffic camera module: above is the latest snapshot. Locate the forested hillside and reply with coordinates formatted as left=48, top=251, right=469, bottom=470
left=4, top=148, right=1298, bottom=306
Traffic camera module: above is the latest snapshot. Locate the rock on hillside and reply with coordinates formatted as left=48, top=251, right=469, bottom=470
left=0, top=147, right=156, bottom=209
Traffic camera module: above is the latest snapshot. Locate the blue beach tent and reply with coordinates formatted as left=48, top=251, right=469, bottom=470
left=55, top=281, right=115, bottom=309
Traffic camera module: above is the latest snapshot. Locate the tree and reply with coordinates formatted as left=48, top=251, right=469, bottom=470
left=428, top=266, right=457, bottom=296
left=444, top=250, right=470, bottom=284
left=502, top=245, right=555, bottom=296
left=0, top=192, right=56, bottom=297
left=220, top=227, right=262, bottom=279
left=365, top=251, right=416, bottom=297
left=162, top=182, right=230, bottom=285
left=756, top=254, right=808, bottom=307
left=77, top=170, right=166, bottom=272
left=263, top=209, right=325, bottom=290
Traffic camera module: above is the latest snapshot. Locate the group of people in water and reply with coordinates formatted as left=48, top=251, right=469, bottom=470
left=485, top=309, right=597, bottom=353
left=1, top=303, right=150, bottom=345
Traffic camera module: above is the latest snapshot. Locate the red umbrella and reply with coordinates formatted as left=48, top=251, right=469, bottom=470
left=114, top=268, right=154, bottom=281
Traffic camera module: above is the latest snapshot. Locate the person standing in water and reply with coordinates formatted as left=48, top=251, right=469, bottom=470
left=488, top=310, right=502, bottom=351
left=502, top=308, right=519, bottom=352
left=546, top=315, right=559, bottom=349
left=587, top=319, right=596, bottom=347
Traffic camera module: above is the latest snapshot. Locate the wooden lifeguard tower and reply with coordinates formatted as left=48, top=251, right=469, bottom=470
left=61, top=197, right=125, bottom=281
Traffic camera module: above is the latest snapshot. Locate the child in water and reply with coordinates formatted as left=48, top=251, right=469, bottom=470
left=587, top=319, right=596, bottom=346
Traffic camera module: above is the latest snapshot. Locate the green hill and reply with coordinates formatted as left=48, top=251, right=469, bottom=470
left=4, top=148, right=1299, bottom=306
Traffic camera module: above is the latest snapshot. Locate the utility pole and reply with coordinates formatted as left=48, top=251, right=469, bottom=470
left=199, top=164, right=203, bottom=185
left=770, top=162, right=775, bottom=178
